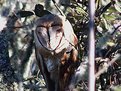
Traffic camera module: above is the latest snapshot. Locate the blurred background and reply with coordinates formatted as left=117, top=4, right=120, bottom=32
left=0, top=0, right=121, bottom=91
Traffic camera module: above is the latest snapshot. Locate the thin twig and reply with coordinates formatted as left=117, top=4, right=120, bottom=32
left=24, top=76, right=37, bottom=81
left=95, top=53, right=121, bottom=78
left=111, top=24, right=121, bottom=35
left=52, top=0, right=65, bottom=17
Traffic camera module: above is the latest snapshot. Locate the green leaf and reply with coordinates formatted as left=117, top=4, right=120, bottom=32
left=104, top=14, right=116, bottom=21
left=107, top=41, right=115, bottom=46
left=114, top=0, right=121, bottom=13
left=76, top=7, right=87, bottom=15
left=102, top=17, right=108, bottom=30
left=101, top=0, right=110, bottom=5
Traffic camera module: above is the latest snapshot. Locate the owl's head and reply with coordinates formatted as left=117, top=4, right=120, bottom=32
left=34, top=14, right=77, bottom=55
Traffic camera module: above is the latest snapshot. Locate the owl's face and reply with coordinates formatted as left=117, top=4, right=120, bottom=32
left=34, top=14, right=77, bottom=55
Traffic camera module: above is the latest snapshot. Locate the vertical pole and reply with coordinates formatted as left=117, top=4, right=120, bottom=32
left=88, top=0, right=95, bottom=91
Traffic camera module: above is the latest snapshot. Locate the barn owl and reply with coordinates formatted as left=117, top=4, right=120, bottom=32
left=34, top=14, right=77, bottom=56
left=34, top=14, right=78, bottom=91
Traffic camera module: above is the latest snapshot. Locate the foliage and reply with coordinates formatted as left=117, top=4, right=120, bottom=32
left=64, top=0, right=121, bottom=90
left=0, top=0, right=121, bottom=91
